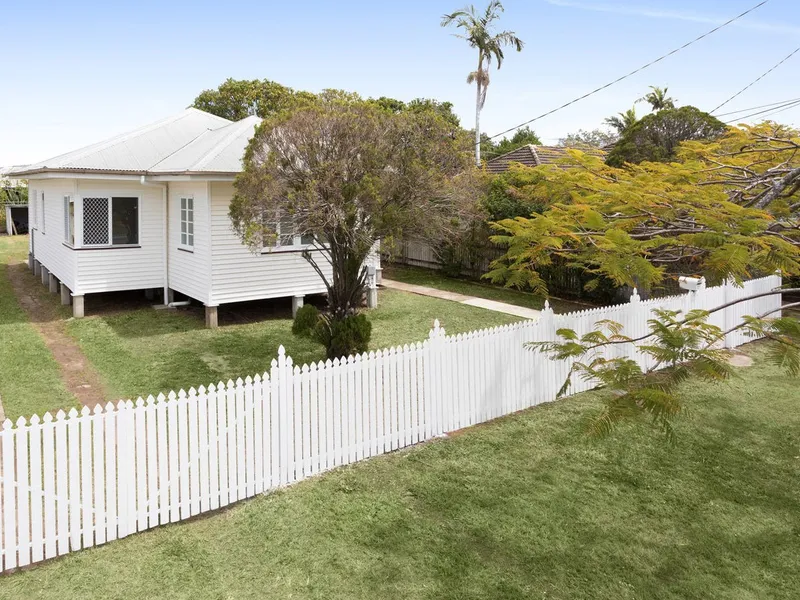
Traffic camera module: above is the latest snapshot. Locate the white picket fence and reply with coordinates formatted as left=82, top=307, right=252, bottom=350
left=0, top=274, right=782, bottom=571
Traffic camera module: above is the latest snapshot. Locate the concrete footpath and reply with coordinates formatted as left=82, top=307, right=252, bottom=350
left=381, top=279, right=541, bottom=320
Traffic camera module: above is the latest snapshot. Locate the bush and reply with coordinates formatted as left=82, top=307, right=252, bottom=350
left=292, top=304, right=320, bottom=337
left=314, top=313, right=372, bottom=359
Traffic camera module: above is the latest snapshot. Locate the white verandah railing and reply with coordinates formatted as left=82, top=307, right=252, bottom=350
left=0, top=274, right=782, bottom=571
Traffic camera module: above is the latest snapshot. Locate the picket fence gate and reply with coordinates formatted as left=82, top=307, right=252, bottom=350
left=0, top=274, right=783, bottom=571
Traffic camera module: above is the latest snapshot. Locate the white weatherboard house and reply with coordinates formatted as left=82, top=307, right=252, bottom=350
left=12, top=108, right=374, bottom=327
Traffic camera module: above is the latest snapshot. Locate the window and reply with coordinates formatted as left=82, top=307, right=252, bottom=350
left=40, top=192, right=46, bottom=233
left=64, top=196, right=74, bottom=245
left=180, top=197, right=194, bottom=248
left=82, top=196, right=139, bottom=246
left=263, top=209, right=315, bottom=251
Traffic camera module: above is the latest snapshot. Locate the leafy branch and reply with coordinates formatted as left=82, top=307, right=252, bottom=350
left=529, top=290, right=800, bottom=442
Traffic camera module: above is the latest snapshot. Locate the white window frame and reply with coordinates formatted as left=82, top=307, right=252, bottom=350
left=64, top=195, right=75, bottom=246
left=179, top=196, right=194, bottom=251
left=80, top=195, right=141, bottom=248
left=261, top=209, right=316, bottom=254
left=40, top=192, right=46, bottom=234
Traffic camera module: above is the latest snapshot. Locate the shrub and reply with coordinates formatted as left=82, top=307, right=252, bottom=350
left=292, top=304, right=320, bottom=337
left=314, top=313, right=372, bottom=359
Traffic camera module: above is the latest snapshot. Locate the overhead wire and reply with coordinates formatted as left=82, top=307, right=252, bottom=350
left=710, top=45, right=800, bottom=114
left=487, top=0, right=772, bottom=141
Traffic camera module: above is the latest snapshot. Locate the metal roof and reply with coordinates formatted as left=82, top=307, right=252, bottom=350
left=150, top=115, right=261, bottom=174
left=9, top=108, right=260, bottom=177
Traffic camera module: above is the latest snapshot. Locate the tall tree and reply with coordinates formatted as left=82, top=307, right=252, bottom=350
left=230, top=93, right=479, bottom=357
left=604, top=107, right=638, bottom=136
left=558, top=128, right=618, bottom=148
left=485, top=126, right=542, bottom=160
left=441, top=1, right=524, bottom=166
left=192, top=78, right=314, bottom=120
left=606, top=106, right=726, bottom=167
left=487, top=123, right=800, bottom=296
left=637, top=85, right=676, bottom=112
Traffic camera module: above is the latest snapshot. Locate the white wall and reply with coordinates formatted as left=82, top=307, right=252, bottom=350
left=209, top=182, right=330, bottom=305
left=168, top=182, right=211, bottom=304
left=74, top=180, right=165, bottom=294
left=28, top=179, right=77, bottom=291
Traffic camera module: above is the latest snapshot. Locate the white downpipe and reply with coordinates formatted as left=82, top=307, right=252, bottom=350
left=140, top=175, right=169, bottom=304
left=167, top=300, right=191, bottom=308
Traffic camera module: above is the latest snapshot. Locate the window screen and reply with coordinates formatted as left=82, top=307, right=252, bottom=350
left=83, top=197, right=110, bottom=245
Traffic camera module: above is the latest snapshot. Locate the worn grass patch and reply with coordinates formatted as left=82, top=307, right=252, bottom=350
left=0, top=236, right=77, bottom=419
left=2, top=343, right=798, bottom=599
left=66, top=287, right=518, bottom=402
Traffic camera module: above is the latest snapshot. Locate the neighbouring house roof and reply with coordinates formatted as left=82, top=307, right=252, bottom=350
left=485, top=144, right=606, bottom=174
left=10, top=108, right=262, bottom=177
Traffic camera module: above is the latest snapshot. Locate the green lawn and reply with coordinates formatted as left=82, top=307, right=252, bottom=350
left=0, top=236, right=76, bottom=419
left=383, top=263, right=591, bottom=314
left=2, top=342, right=797, bottom=599
left=66, top=285, right=518, bottom=403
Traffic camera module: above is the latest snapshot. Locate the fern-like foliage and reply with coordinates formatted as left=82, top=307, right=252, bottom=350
left=529, top=310, right=734, bottom=443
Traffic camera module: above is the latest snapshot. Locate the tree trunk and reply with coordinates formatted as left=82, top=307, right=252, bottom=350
left=475, top=81, right=482, bottom=166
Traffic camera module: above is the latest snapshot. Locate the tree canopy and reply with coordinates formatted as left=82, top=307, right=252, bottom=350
left=231, top=93, right=480, bottom=356
left=483, top=126, right=542, bottom=160
left=558, top=128, right=617, bottom=149
left=487, top=123, right=800, bottom=296
left=192, top=78, right=315, bottom=121
left=605, top=106, right=726, bottom=167
left=192, top=79, right=461, bottom=128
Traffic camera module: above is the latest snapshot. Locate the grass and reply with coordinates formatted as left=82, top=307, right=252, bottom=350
left=383, top=263, right=591, bottom=314
left=2, top=342, right=798, bottom=599
left=0, top=236, right=76, bottom=419
left=65, top=283, right=518, bottom=403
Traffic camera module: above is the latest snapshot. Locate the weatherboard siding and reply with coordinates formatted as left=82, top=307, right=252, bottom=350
left=74, top=180, right=165, bottom=294
left=168, top=182, right=211, bottom=304
left=29, top=179, right=77, bottom=291
left=209, top=182, right=329, bottom=305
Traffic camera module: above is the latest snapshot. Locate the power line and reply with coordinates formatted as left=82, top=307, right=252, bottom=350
left=715, top=96, right=800, bottom=117
left=725, top=98, right=800, bottom=123
left=711, top=46, right=800, bottom=114
left=487, top=0, right=772, bottom=141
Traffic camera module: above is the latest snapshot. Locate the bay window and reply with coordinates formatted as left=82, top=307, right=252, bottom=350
left=82, top=196, right=139, bottom=246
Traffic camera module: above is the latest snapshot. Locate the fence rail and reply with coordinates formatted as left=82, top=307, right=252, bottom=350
left=0, top=274, right=782, bottom=571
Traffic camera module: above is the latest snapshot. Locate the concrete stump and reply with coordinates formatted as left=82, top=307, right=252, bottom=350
left=72, top=295, right=85, bottom=318
left=60, top=283, right=71, bottom=306
left=205, top=305, right=219, bottom=329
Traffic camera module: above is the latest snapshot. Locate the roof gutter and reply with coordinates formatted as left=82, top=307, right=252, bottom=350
left=140, top=175, right=170, bottom=306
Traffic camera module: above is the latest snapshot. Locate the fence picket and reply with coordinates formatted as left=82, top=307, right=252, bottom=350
left=0, top=274, right=783, bottom=571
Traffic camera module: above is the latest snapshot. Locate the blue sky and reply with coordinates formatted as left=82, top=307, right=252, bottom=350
left=2, top=0, right=800, bottom=166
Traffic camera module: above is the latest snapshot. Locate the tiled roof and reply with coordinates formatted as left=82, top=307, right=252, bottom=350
left=486, top=144, right=606, bottom=174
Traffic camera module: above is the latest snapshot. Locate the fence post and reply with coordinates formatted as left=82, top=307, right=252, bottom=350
left=722, top=277, right=734, bottom=349
left=427, top=320, right=446, bottom=437
left=277, top=346, right=294, bottom=487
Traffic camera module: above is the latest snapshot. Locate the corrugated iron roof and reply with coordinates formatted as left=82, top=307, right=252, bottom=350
left=9, top=108, right=259, bottom=177
left=486, top=144, right=606, bottom=174
left=150, top=115, right=261, bottom=174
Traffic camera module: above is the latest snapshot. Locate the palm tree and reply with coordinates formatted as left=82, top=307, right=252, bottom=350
left=638, top=86, right=676, bottom=112
left=604, top=107, right=638, bottom=135
left=441, top=1, right=524, bottom=165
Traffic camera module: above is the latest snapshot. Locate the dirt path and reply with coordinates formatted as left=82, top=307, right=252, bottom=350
left=6, top=262, right=108, bottom=409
